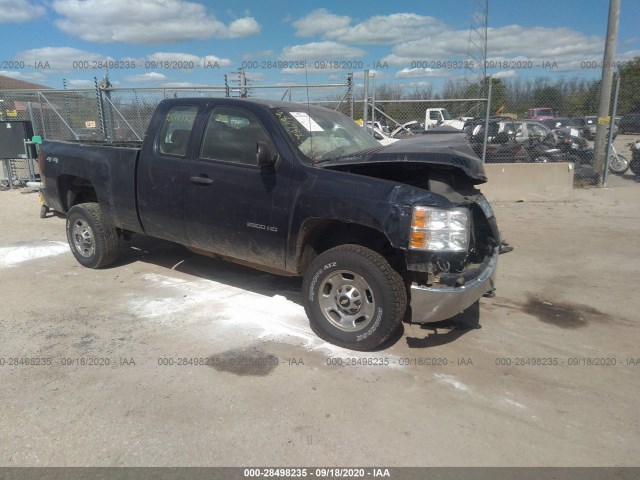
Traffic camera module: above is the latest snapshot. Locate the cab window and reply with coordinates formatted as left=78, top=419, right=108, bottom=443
left=157, top=105, right=197, bottom=157
left=200, top=107, right=274, bottom=165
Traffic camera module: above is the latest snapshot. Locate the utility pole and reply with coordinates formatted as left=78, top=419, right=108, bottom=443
left=593, top=0, right=620, bottom=185
left=363, top=70, right=370, bottom=131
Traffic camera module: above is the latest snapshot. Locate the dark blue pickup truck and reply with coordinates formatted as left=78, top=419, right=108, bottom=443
left=39, top=98, right=503, bottom=350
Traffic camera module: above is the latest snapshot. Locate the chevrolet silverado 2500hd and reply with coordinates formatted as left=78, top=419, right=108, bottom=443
left=39, top=98, right=503, bottom=350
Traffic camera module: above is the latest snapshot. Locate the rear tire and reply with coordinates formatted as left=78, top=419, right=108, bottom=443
left=66, top=203, right=119, bottom=268
left=302, top=244, right=407, bottom=351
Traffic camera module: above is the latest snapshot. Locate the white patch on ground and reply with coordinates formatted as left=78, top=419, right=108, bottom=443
left=0, top=241, right=68, bottom=268
left=501, top=397, right=526, bottom=409
left=433, top=373, right=471, bottom=392
left=128, top=272, right=400, bottom=359
left=127, top=273, right=239, bottom=319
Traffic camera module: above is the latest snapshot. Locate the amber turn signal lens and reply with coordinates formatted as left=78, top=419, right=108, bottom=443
left=412, top=209, right=427, bottom=229
left=410, top=231, right=427, bottom=249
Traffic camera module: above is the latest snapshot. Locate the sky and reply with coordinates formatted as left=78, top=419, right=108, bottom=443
left=0, top=0, right=638, bottom=91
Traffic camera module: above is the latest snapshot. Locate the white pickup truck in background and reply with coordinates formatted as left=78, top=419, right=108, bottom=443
left=425, top=108, right=466, bottom=130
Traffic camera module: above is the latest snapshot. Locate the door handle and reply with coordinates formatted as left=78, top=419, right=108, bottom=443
left=190, top=175, right=214, bottom=185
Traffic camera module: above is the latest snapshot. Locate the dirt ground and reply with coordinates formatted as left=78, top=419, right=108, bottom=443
left=0, top=168, right=639, bottom=467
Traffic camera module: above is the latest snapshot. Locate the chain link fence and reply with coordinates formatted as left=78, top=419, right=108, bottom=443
left=353, top=71, right=640, bottom=187
left=2, top=69, right=640, bottom=188
left=0, top=79, right=353, bottom=187
left=0, top=81, right=354, bottom=142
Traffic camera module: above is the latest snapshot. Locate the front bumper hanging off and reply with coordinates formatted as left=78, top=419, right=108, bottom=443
left=408, top=246, right=499, bottom=323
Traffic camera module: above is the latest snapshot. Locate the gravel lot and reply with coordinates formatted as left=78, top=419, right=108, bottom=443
left=0, top=170, right=639, bottom=467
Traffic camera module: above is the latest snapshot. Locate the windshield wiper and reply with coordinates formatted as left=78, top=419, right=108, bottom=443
left=314, top=146, right=384, bottom=164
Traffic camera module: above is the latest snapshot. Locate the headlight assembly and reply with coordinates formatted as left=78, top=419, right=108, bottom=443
left=409, top=206, right=469, bottom=252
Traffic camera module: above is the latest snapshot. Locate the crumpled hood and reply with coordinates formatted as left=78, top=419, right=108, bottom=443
left=319, top=131, right=487, bottom=184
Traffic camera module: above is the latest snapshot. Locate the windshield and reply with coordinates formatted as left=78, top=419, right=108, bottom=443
left=441, top=109, right=452, bottom=120
left=534, top=108, right=553, bottom=116
left=271, top=106, right=381, bottom=163
left=529, top=123, right=550, bottom=136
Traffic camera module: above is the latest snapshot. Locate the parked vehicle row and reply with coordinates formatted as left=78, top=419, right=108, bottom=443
left=365, top=112, right=638, bottom=182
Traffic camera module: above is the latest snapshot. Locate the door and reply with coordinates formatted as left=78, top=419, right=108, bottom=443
left=137, top=104, right=199, bottom=243
left=184, top=106, right=291, bottom=270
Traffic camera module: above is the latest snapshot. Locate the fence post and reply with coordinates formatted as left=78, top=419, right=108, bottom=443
left=27, top=102, right=39, bottom=136
left=594, top=0, right=620, bottom=186
left=363, top=70, right=369, bottom=131
left=347, top=73, right=354, bottom=119
left=95, top=77, right=107, bottom=139
left=603, top=72, right=621, bottom=187
left=481, top=77, right=492, bottom=164
left=38, top=95, right=46, bottom=138
left=371, top=75, right=376, bottom=126
left=63, top=78, right=71, bottom=131
left=104, top=88, right=115, bottom=140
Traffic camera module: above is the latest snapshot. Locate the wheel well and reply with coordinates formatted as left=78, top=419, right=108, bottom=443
left=297, top=219, right=404, bottom=275
left=58, top=175, right=98, bottom=212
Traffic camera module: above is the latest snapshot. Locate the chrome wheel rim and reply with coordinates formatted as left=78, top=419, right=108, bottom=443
left=609, top=154, right=628, bottom=172
left=72, top=219, right=95, bottom=258
left=318, top=270, right=376, bottom=332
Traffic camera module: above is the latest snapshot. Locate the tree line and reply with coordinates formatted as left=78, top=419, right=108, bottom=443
left=364, top=57, right=640, bottom=122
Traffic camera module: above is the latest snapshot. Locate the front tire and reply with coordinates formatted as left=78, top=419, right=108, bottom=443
left=302, top=245, right=407, bottom=351
left=66, top=203, right=119, bottom=268
left=608, top=153, right=629, bottom=174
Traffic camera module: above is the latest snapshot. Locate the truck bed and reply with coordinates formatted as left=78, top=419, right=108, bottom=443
left=41, top=140, right=143, bottom=233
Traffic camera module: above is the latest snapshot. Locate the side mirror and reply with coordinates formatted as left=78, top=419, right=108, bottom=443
left=257, top=141, right=278, bottom=168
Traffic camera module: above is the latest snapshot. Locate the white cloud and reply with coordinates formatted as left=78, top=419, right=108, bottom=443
left=292, top=9, right=445, bottom=44
left=383, top=25, right=607, bottom=73
left=145, top=52, right=232, bottom=68
left=242, top=50, right=274, bottom=61
left=292, top=9, right=351, bottom=38
left=159, top=82, right=210, bottom=88
left=51, top=0, right=260, bottom=44
left=486, top=26, right=603, bottom=58
left=284, top=67, right=385, bottom=79
left=15, top=47, right=112, bottom=72
left=352, top=70, right=386, bottom=79
left=124, top=72, right=168, bottom=83
left=65, top=79, right=95, bottom=88
left=0, top=0, right=45, bottom=23
left=227, top=17, right=261, bottom=38
left=279, top=41, right=365, bottom=61
left=0, top=70, right=48, bottom=83
left=147, top=52, right=200, bottom=63
left=395, top=67, right=451, bottom=79
left=201, top=55, right=232, bottom=68
left=407, top=81, right=433, bottom=89
left=244, top=72, right=266, bottom=82
left=493, top=70, right=517, bottom=79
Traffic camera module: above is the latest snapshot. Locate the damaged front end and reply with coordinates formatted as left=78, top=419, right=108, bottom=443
left=319, top=135, right=507, bottom=323
left=404, top=192, right=501, bottom=323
